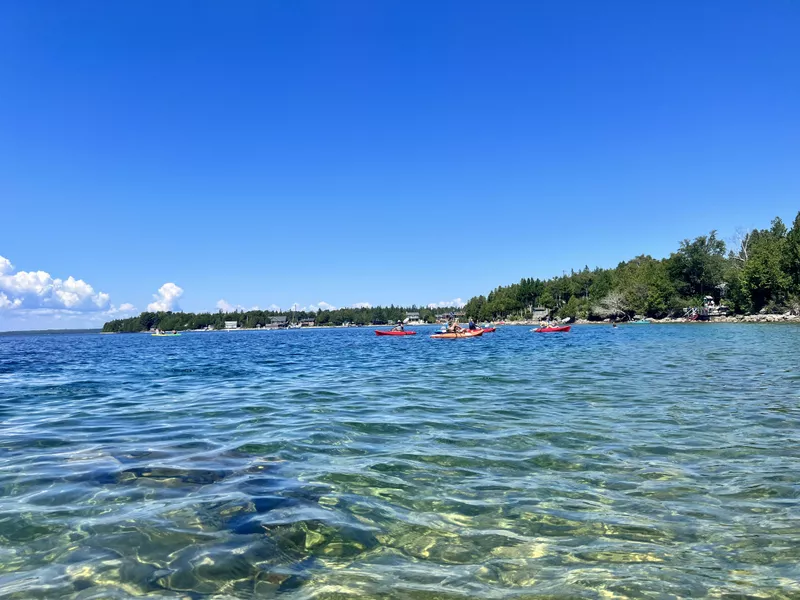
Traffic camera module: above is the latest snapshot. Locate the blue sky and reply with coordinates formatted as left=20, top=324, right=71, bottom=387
left=1, top=1, right=799, bottom=330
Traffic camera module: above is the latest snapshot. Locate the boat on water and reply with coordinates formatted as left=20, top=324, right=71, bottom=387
left=630, top=319, right=650, bottom=324
left=532, top=326, right=571, bottom=333
left=375, top=330, right=417, bottom=336
left=431, top=330, right=484, bottom=339
left=478, top=327, right=497, bottom=333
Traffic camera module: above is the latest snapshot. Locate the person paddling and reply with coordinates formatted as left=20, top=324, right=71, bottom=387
left=391, top=320, right=404, bottom=332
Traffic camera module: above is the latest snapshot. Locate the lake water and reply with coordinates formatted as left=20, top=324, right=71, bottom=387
left=1, top=325, right=799, bottom=599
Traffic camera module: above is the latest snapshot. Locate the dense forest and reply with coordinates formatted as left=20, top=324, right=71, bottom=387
left=102, top=305, right=458, bottom=333
left=104, top=211, right=800, bottom=332
left=462, top=211, right=800, bottom=322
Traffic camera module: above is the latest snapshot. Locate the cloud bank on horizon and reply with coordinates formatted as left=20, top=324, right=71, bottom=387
left=0, top=255, right=137, bottom=320
left=210, top=298, right=464, bottom=313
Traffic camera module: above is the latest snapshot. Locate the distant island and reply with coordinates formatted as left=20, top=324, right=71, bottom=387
left=104, top=211, right=800, bottom=332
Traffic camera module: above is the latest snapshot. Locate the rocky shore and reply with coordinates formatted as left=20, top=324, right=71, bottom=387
left=502, top=313, right=800, bottom=326
left=575, top=313, right=800, bottom=324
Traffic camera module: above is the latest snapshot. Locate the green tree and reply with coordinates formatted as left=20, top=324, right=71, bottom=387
left=667, top=231, right=727, bottom=299
left=740, top=219, right=790, bottom=311
left=784, top=211, right=800, bottom=295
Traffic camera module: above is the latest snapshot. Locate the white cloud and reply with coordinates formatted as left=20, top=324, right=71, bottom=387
left=147, top=282, right=183, bottom=312
left=350, top=302, right=372, bottom=309
left=0, top=256, right=13, bottom=275
left=216, top=299, right=260, bottom=312
left=427, top=298, right=465, bottom=309
left=299, top=301, right=336, bottom=312
left=104, top=302, right=137, bottom=316
left=0, top=254, right=114, bottom=313
left=216, top=299, right=235, bottom=312
left=0, top=292, right=22, bottom=310
left=267, top=304, right=281, bottom=311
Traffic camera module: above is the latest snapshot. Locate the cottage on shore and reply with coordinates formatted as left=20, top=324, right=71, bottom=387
left=267, top=316, right=288, bottom=330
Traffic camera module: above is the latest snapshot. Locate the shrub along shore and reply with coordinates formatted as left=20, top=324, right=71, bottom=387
left=461, top=211, right=800, bottom=323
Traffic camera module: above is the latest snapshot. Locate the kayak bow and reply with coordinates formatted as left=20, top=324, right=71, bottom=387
left=532, top=326, right=571, bottom=333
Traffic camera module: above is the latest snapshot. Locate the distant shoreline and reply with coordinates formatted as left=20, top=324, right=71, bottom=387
left=0, top=328, right=102, bottom=336
left=5, top=315, right=799, bottom=336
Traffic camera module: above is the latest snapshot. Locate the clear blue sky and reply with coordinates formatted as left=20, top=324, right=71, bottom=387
left=1, top=1, right=799, bottom=329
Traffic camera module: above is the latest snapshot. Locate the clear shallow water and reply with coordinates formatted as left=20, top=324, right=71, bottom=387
left=1, top=325, right=799, bottom=599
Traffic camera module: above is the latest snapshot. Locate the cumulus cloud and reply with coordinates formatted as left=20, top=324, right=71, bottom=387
left=216, top=299, right=260, bottom=312
left=267, top=304, right=281, bottom=311
left=0, top=256, right=12, bottom=276
left=296, top=301, right=337, bottom=312
left=216, top=299, right=261, bottom=312
left=350, top=302, right=372, bottom=309
left=0, top=254, right=114, bottom=312
left=216, top=299, right=235, bottom=312
left=0, top=292, right=22, bottom=310
left=427, top=298, right=465, bottom=309
left=147, top=283, right=183, bottom=312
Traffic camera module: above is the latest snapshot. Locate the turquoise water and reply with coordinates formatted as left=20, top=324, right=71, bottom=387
left=1, top=325, right=799, bottom=598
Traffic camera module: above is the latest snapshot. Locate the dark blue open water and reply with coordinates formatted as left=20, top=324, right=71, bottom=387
left=1, top=325, right=799, bottom=599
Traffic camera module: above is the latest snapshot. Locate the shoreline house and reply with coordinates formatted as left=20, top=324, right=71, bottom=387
left=531, top=306, right=549, bottom=320
left=435, top=311, right=466, bottom=323
left=267, top=316, right=288, bottom=330
left=405, top=311, right=421, bottom=324
left=300, top=318, right=315, bottom=327
left=224, top=321, right=238, bottom=330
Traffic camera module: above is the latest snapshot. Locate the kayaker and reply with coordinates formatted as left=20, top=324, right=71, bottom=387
left=468, top=319, right=477, bottom=330
left=391, top=320, right=404, bottom=332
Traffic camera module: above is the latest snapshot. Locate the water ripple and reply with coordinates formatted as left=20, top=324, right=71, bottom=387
left=1, top=325, right=799, bottom=598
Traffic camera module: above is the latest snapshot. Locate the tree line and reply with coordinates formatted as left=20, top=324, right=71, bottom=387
left=462, top=211, right=800, bottom=322
left=102, top=305, right=459, bottom=333
left=104, top=211, right=799, bottom=332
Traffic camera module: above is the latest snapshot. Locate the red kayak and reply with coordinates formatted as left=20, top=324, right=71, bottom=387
left=479, top=327, right=496, bottom=333
left=533, top=326, right=571, bottom=333
left=375, top=330, right=417, bottom=336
